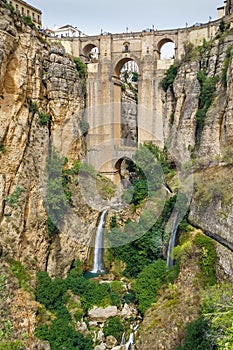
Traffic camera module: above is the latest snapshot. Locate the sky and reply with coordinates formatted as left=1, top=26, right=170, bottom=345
left=30, top=0, right=224, bottom=35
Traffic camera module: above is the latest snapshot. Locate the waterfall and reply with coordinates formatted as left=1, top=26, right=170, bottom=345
left=120, top=331, right=126, bottom=346
left=120, top=324, right=138, bottom=349
left=91, top=210, right=107, bottom=273
left=125, top=332, right=134, bottom=350
left=166, top=212, right=179, bottom=268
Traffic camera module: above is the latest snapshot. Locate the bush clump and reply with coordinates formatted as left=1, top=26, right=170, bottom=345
left=161, top=65, right=178, bottom=93
left=74, top=57, right=86, bottom=79
left=133, top=259, right=167, bottom=314
left=103, top=316, right=124, bottom=342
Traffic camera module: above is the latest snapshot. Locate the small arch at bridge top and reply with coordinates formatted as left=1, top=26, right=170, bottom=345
left=114, top=57, right=140, bottom=78
left=157, top=38, right=176, bottom=59
left=83, top=43, right=99, bottom=62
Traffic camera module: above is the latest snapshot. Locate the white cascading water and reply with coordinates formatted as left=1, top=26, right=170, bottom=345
left=166, top=212, right=179, bottom=268
left=91, top=209, right=107, bottom=273
left=121, top=324, right=138, bottom=349
left=125, top=332, right=134, bottom=349
left=120, top=331, right=126, bottom=346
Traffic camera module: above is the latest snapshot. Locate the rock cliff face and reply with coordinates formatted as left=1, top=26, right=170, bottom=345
left=121, top=88, right=138, bottom=146
left=0, top=5, right=98, bottom=277
left=138, top=27, right=233, bottom=350
left=163, top=31, right=233, bottom=267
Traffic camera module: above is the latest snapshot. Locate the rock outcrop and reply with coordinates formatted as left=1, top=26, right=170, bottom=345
left=163, top=30, right=233, bottom=269
left=0, top=4, right=98, bottom=276
left=138, top=27, right=233, bottom=350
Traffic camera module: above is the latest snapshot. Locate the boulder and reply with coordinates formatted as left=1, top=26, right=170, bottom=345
left=88, top=306, right=118, bottom=322
left=105, top=335, right=117, bottom=349
left=121, top=303, right=132, bottom=318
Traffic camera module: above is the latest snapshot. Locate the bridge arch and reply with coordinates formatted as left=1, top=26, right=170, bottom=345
left=113, top=55, right=140, bottom=77
left=83, top=43, right=99, bottom=61
left=157, top=38, right=176, bottom=59
left=114, top=157, right=135, bottom=184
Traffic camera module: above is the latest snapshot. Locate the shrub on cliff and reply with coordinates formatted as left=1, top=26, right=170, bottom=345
left=103, top=316, right=124, bottom=342
left=133, top=259, right=167, bottom=314
left=74, top=57, right=86, bottom=79
left=161, top=65, right=178, bottom=93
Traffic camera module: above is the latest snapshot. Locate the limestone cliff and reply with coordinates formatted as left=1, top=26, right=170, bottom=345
left=164, top=30, right=233, bottom=272
left=138, top=26, right=233, bottom=350
left=0, top=4, right=98, bottom=277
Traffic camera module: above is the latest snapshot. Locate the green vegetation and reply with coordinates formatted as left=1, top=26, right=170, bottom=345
left=161, top=65, right=178, bottom=93
left=121, top=83, right=126, bottom=91
left=74, top=57, right=86, bottom=79
left=177, top=283, right=233, bottom=349
left=195, top=70, right=218, bottom=143
left=217, top=18, right=230, bottom=38
left=29, top=101, right=51, bottom=126
left=110, top=195, right=177, bottom=278
left=175, top=317, right=213, bottom=350
left=121, top=142, right=173, bottom=207
left=0, top=144, right=6, bottom=153
left=8, top=259, right=31, bottom=292
left=0, top=341, right=24, bottom=350
left=222, top=44, right=233, bottom=88
left=29, top=101, right=38, bottom=114
left=103, top=317, right=124, bottom=341
left=133, top=259, right=167, bottom=314
left=132, top=71, right=139, bottom=82
left=5, top=2, right=15, bottom=13
left=5, top=186, right=25, bottom=209
left=36, top=262, right=124, bottom=314
left=38, top=113, right=50, bottom=126
left=194, top=234, right=217, bottom=286
left=21, top=15, right=36, bottom=29
left=44, top=150, right=70, bottom=234
left=110, top=281, right=125, bottom=298
left=202, top=283, right=233, bottom=349
left=35, top=262, right=130, bottom=348
left=35, top=318, right=93, bottom=350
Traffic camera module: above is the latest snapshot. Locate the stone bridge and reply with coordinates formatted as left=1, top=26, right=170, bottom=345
left=59, top=19, right=222, bottom=181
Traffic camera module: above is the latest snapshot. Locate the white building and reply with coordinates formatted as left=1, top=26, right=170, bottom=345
left=52, top=24, right=85, bottom=38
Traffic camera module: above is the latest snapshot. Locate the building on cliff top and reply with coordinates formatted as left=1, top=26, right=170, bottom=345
left=6, top=0, right=42, bottom=27
left=51, top=24, right=85, bottom=38
left=217, top=0, right=233, bottom=18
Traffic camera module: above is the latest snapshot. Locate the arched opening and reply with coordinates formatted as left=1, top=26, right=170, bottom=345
left=83, top=44, right=99, bottom=62
left=158, top=39, right=176, bottom=60
left=114, top=58, right=139, bottom=147
left=115, top=157, right=135, bottom=186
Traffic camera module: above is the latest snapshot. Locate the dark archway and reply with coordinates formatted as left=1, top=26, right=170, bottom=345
left=115, top=157, right=135, bottom=186
left=83, top=43, right=99, bottom=62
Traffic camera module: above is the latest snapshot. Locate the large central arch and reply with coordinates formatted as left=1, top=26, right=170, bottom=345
left=112, top=56, right=140, bottom=149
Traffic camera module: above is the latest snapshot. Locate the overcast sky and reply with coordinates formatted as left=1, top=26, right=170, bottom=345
left=30, top=0, right=223, bottom=35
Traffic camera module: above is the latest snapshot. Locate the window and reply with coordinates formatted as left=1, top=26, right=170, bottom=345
left=125, top=45, right=129, bottom=52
